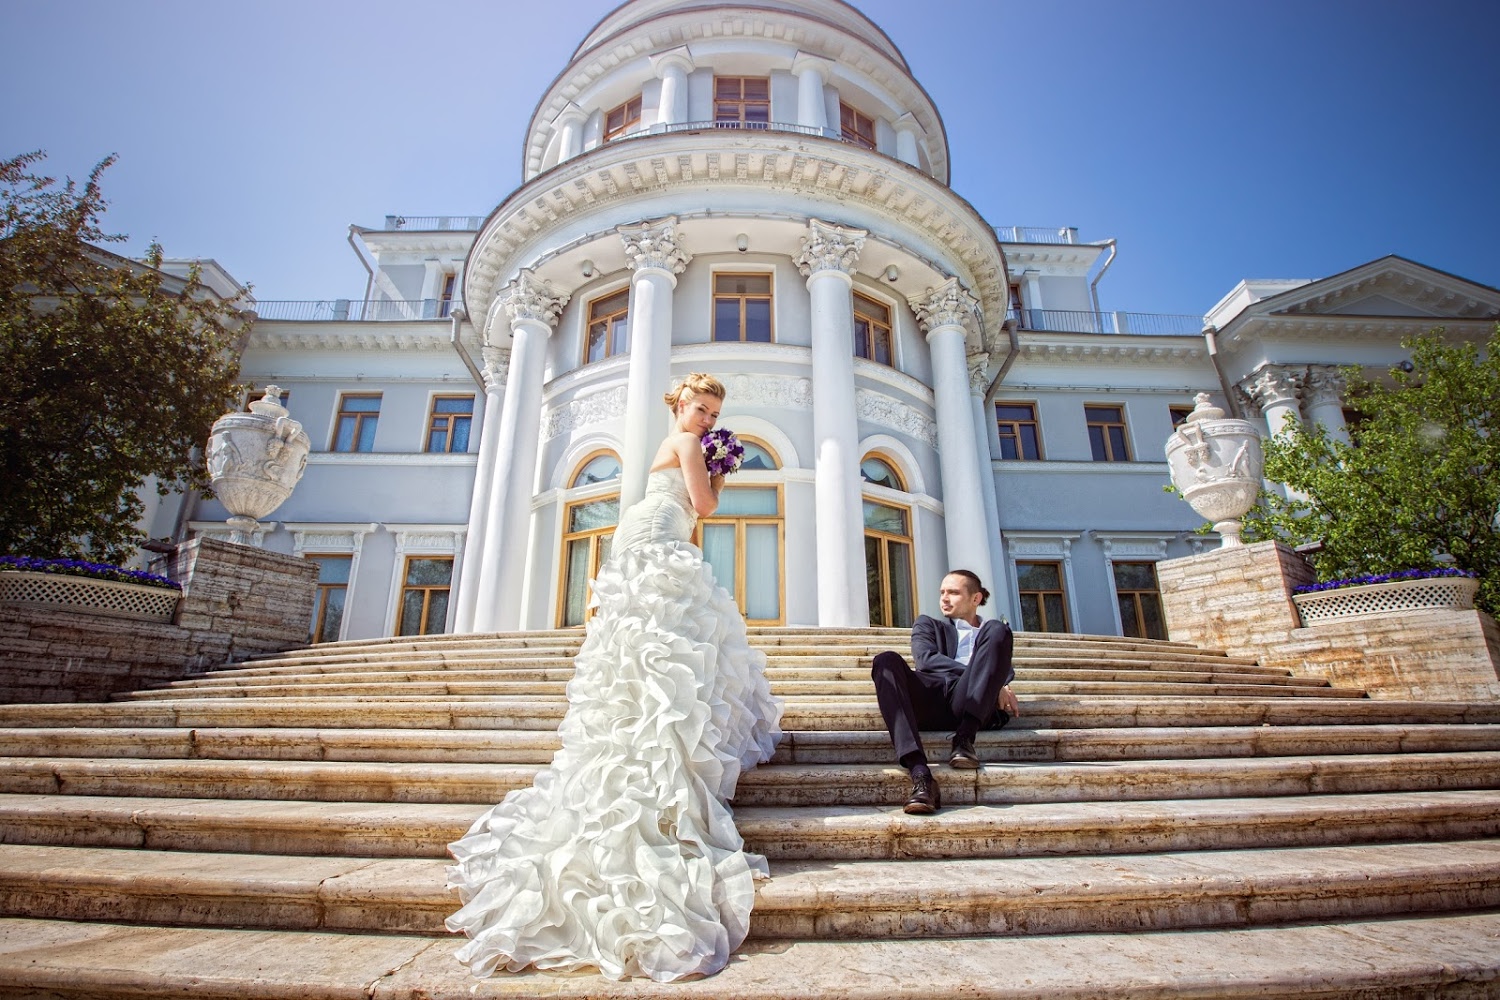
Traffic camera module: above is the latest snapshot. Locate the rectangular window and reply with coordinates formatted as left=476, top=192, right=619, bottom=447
left=1016, top=560, right=1069, bottom=633
left=1114, top=561, right=1166, bottom=640
left=698, top=487, right=783, bottom=624
left=1085, top=404, right=1131, bottom=462
left=585, top=288, right=630, bottom=363
left=306, top=554, right=351, bottom=644
left=1169, top=404, right=1194, bottom=428
left=712, top=273, right=773, bottom=343
left=839, top=102, right=875, bottom=149
left=714, top=76, right=770, bottom=128
left=559, top=496, right=620, bottom=627
left=332, top=393, right=381, bottom=452
left=863, top=500, right=915, bottom=629
left=853, top=293, right=893, bottom=366
left=438, top=273, right=457, bottom=318
left=397, top=556, right=452, bottom=636
left=1008, top=282, right=1025, bottom=326
left=995, top=402, right=1042, bottom=460
left=426, top=395, right=474, bottom=453
left=604, top=95, right=642, bottom=141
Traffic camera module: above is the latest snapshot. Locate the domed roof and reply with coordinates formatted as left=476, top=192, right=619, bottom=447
left=574, top=0, right=909, bottom=69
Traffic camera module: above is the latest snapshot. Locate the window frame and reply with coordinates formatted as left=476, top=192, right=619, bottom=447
left=331, top=393, right=382, bottom=453
left=711, top=271, right=775, bottom=343
left=1015, top=559, right=1070, bottom=633
left=995, top=401, right=1043, bottom=461
left=695, top=483, right=785, bottom=626
left=1169, top=404, right=1195, bottom=429
left=853, top=291, right=895, bottom=367
left=1113, top=560, right=1167, bottom=640
left=1085, top=403, right=1132, bottom=462
left=859, top=453, right=907, bottom=492
left=306, top=553, right=351, bottom=645
left=839, top=102, right=876, bottom=149
left=713, top=76, right=771, bottom=128
left=438, top=272, right=457, bottom=319
left=424, top=394, right=475, bottom=454
left=863, top=497, right=917, bottom=629
left=396, top=555, right=453, bottom=637
left=584, top=286, right=631, bottom=364
left=604, top=95, right=643, bottom=141
left=556, top=491, right=621, bottom=627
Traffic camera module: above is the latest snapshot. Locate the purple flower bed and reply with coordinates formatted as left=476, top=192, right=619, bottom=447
left=0, top=555, right=181, bottom=591
left=1294, top=566, right=1476, bottom=595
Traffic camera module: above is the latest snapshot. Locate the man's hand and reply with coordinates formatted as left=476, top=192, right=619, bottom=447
left=998, top=684, right=1020, bottom=718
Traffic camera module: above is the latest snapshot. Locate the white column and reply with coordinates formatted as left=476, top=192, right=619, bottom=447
left=791, top=53, right=833, bottom=133
left=471, top=271, right=569, bottom=632
left=554, top=103, right=587, bottom=161
left=893, top=112, right=924, bottom=166
left=795, top=219, right=869, bottom=627
left=651, top=48, right=693, bottom=127
left=1238, top=364, right=1305, bottom=502
left=911, top=277, right=999, bottom=620
left=454, top=347, right=508, bottom=633
left=618, top=217, right=691, bottom=510
left=1304, top=366, right=1349, bottom=444
left=967, top=352, right=1013, bottom=621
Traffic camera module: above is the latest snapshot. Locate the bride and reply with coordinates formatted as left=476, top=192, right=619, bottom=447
left=446, top=372, right=784, bottom=982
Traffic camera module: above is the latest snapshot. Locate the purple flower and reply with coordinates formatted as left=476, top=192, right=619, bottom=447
left=1293, top=566, right=1476, bottom=594
left=701, top=428, right=745, bottom=477
left=0, top=555, right=181, bottom=590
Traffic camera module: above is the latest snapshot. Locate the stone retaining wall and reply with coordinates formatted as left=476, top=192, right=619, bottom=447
left=0, top=538, right=317, bottom=703
left=1158, top=541, right=1500, bottom=701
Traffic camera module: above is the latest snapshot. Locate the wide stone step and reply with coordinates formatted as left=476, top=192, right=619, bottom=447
left=4, top=789, right=1498, bottom=860
left=4, top=840, right=1498, bottom=941
left=3, top=698, right=1498, bottom=732
left=7, top=723, right=1500, bottom=766
left=1, top=911, right=1497, bottom=998
left=1, top=752, right=1494, bottom=807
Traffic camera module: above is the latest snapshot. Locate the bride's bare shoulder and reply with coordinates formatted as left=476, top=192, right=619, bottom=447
left=648, top=432, right=699, bottom=472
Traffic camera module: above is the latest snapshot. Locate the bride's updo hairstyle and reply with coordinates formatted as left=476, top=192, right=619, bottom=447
left=663, top=372, right=726, bottom=411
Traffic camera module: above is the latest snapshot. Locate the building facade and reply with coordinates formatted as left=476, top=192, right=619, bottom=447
left=169, top=0, right=1500, bottom=643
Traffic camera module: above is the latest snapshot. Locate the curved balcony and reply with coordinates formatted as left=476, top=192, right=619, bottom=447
left=607, top=119, right=868, bottom=147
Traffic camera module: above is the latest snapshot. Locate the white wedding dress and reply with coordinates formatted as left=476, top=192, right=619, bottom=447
left=446, top=466, right=784, bottom=982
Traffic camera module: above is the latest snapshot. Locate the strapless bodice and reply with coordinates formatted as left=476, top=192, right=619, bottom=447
left=611, top=467, right=695, bottom=553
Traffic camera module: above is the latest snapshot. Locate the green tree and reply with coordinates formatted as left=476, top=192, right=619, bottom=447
left=1244, top=328, right=1500, bottom=615
left=0, top=151, right=247, bottom=564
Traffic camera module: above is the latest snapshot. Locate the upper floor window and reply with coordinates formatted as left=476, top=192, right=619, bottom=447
left=604, top=96, right=642, bottom=141
left=853, top=293, right=893, bottom=366
left=438, top=273, right=457, bottom=318
left=426, top=395, right=474, bottom=453
left=714, top=77, right=770, bottom=128
left=738, top=438, right=780, bottom=472
left=1169, top=404, right=1194, bottom=428
left=713, top=273, right=773, bottom=342
left=840, top=102, right=875, bottom=149
left=572, top=452, right=623, bottom=487
left=586, top=288, right=630, bottom=363
left=996, top=402, right=1042, bottom=460
left=1085, top=404, right=1132, bottom=462
left=860, top=455, right=905, bottom=492
left=332, top=393, right=381, bottom=452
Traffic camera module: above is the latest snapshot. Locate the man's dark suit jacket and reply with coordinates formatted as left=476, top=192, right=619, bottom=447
left=910, top=613, right=1016, bottom=690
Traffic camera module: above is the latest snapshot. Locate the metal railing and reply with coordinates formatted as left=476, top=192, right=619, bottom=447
left=382, top=215, right=487, bottom=232
left=609, top=119, right=855, bottom=144
left=1009, top=309, right=1204, bottom=336
left=251, top=299, right=459, bottom=322
left=994, top=226, right=1081, bottom=245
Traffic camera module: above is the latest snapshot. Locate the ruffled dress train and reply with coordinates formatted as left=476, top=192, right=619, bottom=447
left=446, top=467, right=783, bottom=982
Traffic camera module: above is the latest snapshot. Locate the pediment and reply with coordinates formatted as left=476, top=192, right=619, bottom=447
left=1265, top=256, right=1500, bottom=321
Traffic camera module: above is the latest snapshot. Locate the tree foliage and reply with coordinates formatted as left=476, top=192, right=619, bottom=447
left=0, top=151, right=247, bottom=563
left=1243, top=328, right=1500, bottom=615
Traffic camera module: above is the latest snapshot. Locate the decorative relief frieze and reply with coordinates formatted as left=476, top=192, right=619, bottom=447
left=502, top=269, right=569, bottom=329
left=720, top=374, right=813, bottom=410
left=910, top=277, right=980, bottom=336
left=855, top=389, right=938, bottom=448
left=542, top=385, right=629, bottom=439
left=794, top=218, right=866, bottom=277
left=618, top=216, right=691, bottom=276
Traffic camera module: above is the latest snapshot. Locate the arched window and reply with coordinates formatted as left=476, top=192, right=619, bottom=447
left=860, top=452, right=914, bottom=627
left=860, top=455, right=905, bottom=491
left=739, top=439, right=779, bottom=471
left=558, top=451, right=622, bottom=626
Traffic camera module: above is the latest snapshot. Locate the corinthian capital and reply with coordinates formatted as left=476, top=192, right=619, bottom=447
left=480, top=346, right=510, bottom=392
left=619, top=217, right=691, bottom=276
left=967, top=353, right=992, bottom=395
left=1237, top=364, right=1302, bottom=411
left=1304, top=365, right=1347, bottom=409
left=794, top=218, right=866, bottom=278
left=502, top=269, right=569, bottom=328
left=909, top=276, right=980, bottom=337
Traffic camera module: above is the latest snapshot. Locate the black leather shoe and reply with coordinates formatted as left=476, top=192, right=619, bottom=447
left=948, top=735, right=981, bottom=769
left=903, top=771, right=941, bottom=814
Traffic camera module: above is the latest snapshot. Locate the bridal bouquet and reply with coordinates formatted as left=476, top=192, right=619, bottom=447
left=701, top=428, right=746, bottom=476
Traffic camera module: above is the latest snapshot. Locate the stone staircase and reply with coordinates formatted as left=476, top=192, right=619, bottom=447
left=1, top=627, right=1499, bottom=997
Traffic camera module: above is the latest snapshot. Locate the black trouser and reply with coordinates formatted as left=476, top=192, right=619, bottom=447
left=870, top=623, right=1014, bottom=765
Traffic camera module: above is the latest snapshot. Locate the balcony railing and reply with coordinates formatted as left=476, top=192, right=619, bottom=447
left=382, top=215, right=487, bottom=232
left=994, top=226, right=1081, bottom=245
left=251, top=299, right=458, bottom=322
left=608, top=119, right=869, bottom=146
left=1010, top=309, right=1204, bottom=336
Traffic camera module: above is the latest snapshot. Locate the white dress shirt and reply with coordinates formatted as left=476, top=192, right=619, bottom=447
left=953, top=617, right=977, bottom=665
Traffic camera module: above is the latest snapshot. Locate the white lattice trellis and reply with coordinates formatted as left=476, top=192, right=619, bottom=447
left=1293, top=577, right=1480, bottom=626
left=0, top=571, right=181, bottom=623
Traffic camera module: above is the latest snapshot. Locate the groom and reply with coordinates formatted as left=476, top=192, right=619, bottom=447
left=870, top=569, right=1018, bottom=814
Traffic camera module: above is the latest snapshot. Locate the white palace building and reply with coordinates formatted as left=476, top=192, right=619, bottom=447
left=162, top=0, right=1500, bottom=644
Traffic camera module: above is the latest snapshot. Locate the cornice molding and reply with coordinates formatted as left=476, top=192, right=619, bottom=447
left=246, top=324, right=483, bottom=354
left=1221, top=314, right=1496, bottom=351
left=306, top=452, right=478, bottom=468
left=1015, top=336, right=1206, bottom=365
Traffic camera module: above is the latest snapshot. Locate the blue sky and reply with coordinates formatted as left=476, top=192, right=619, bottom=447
left=3, top=0, right=1496, bottom=316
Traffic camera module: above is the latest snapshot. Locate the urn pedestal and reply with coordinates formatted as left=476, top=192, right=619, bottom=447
left=205, top=387, right=310, bottom=545
left=1165, top=393, right=1264, bottom=548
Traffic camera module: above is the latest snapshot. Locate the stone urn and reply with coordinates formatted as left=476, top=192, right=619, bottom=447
left=1165, top=392, right=1264, bottom=547
left=205, top=386, right=310, bottom=544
